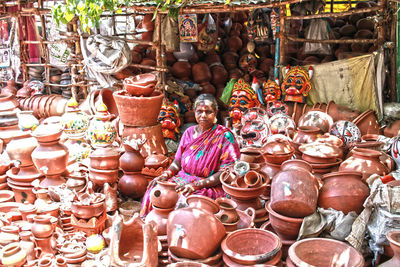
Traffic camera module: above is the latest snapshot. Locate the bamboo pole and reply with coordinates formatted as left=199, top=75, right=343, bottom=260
left=287, top=35, right=377, bottom=44
left=279, top=5, right=286, bottom=66
left=21, top=39, right=76, bottom=44
left=129, top=63, right=168, bottom=72
left=36, top=3, right=52, bottom=94
left=17, top=0, right=28, bottom=81
left=285, top=6, right=381, bottom=20
left=378, top=0, right=386, bottom=46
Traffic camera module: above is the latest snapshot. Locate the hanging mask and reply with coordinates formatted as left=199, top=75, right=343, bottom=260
left=281, top=65, right=313, bottom=103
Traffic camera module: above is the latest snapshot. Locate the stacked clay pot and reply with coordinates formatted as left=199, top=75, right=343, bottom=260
left=17, top=94, right=68, bottom=119
left=215, top=197, right=240, bottom=233
left=118, top=138, right=148, bottom=199
left=31, top=214, right=57, bottom=259
left=88, top=147, right=120, bottom=191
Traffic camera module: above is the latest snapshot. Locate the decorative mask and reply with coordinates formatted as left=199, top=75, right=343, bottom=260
left=229, top=78, right=261, bottom=125
left=281, top=65, right=313, bottom=103
left=158, top=99, right=181, bottom=141
left=263, top=79, right=281, bottom=103
left=329, top=120, right=361, bottom=147
left=240, top=107, right=270, bottom=147
left=266, top=101, right=288, bottom=117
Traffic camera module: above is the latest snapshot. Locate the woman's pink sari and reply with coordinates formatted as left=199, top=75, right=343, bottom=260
left=141, top=124, right=240, bottom=216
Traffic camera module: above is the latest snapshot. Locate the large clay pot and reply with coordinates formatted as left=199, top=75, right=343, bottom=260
left=120, top=143, right=145, bottom=172
left=19, top=231, right=35, bottom=262
left=167, top=195, right=225, bottom=260
left=266, top=202, right=303, bottom=240
left=298, top=110, right=333, bottom=133
left=1, top=242, right=27, bottom=267
left=150, top=181, right=178, bottom=209
left=31, top=215, right=54, bottom=239
left=318, top=171, right=370, bottom=214
left=6, top=136, right=38, bottom=167
left=288, top=238, right=364, bottom=267
left=192, top=62, right=211, bottom=84
left=118, top=172, right=148, bottom=199
left=381, top=231, right=400, bottom=267
left=89, top=147, right=120, bottom=170
left=339, top=147, right=388, bottom=181
left=145, top=205, right=174, bottom=236
left=171, top=61, right=192, bottom=81
left=113, top=90, right=164, bottom=127
left=292, top=126, right=322, bottom=144
left=271, top=160, right=319, bottom=218
left=353, top=109, right=381, bottom=135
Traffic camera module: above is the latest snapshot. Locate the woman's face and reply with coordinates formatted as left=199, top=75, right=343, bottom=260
left=195, top=102, right=216, bottom=130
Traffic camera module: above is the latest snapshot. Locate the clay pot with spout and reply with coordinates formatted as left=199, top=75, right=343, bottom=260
left=167, top=195, right=225, bottom=259
left=270, top=159, right=319, bottom=218
left=319, top=171, right=369, bottom=214
left=150, top=180, right=178, bottom=209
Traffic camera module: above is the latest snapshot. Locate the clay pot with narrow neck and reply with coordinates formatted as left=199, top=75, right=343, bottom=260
left=215, top=198, right=239, bottom=224
left=319, top=171, right=370, bottom=214
left=120, top=143, right=145, bottom=172
left=167, top=195, right=225, bottom=259
left=150, top=180, right=178, bottom=209
left=6, top=136, right=38, bottom=167
left=270, top=159, right=319, bottom=218
left=118, top=172, right=148, bottom=199
left=339, top=147, right=388, bottom=181
left=1, top=242, right=27, bottom=267
left=145, top=205, right=174, bottom=236
left=31, top=215, right=54, bottom=239
left=19, top=231, right=35, bottom=262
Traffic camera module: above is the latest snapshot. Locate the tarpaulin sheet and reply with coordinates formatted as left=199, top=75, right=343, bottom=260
left=294, top=51, right=384, bottom=118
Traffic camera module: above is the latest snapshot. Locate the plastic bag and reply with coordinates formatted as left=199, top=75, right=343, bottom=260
left=303, top=19, right=331, bottom=55
left=153, top=16, right=179, bottom=52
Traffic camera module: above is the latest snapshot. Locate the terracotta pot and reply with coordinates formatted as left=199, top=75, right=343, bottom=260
left=221, top=174, right=268, bottom=201
left=339, top=147, right=388, bottom=181
left=221, top=228, right=281, bottom=265
left=0, top=190, right=14, bottom=203
left=118, top=200, right=141, bottom=221
left=150, top=180, right=178, bottom=209
left=353, top=109, right=381, bottom=135
left=1, top=242, right=27, bottom=266
left=192, top=62, right=211, bottom=84
left=167, top=195, right=225, bottom=259
left=315, top=133, right=344, bottom=148
left=266, top=203, right=303, bottom=240
left=171, top=61, right=192, bottom=80
left=299, top=142, right=342, bottom=164
left=326, top=101, right=361, bottom=122
left=118, top=171, right=148, bottom=199
left=383, top=231, right=400, bottom=267
left=319, top=171, right=369, bottom=214
left=34, top=237, right=55, bottom=258
left=71, top=198, right=105, bottom=219
left=292, top=126, right=322, bottom=144
left=123, top=74, right=157, bottom=97
left=261, top=138, right=295, bottom=165
left=8, top=183, right=36, bottom=204
left=211, top=65, right=228, bottom=88
left=288, top=238, right=364, bottom=267
left=145, top=205, right=174, bottom=236
left=120, top=143, right=145, bottom=172
left=227, top=36, right=243, bottom=52
left=113, top=90, right=164, bottom=127
left=6, top=136, right=38, bottom=167
left=298, top=110, right=333, bottom=133
left=260, top=162, right=281, bottom=180
left=384, top=120, right=400, bottom=137
left=271, top=160, right=319, bottom=218
left=19, top=231, right=35, bottom=262
left=215, top=198, right=239, bottom=224
left=223, top=52, right=239, bottom=70
left=2, top=80, right=18, bottom=95
left=145, top=152, right=169, bottom=169
left=88, top=167, right=119, bottom=186
left=0, top=225, right=19, bottom=246
left=89, top=147, right=120, bottom=170
left=200, top=82, right=216, bottom=95
left=31, top=215, right=54, bottom=239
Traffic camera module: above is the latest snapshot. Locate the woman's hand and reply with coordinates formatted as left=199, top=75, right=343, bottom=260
left=175, top=183, right=197, bottom=196
left=147, top=171, right=171, bottom=188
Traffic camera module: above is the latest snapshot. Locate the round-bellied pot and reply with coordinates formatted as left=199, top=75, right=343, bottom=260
left=89, top=147, right=120, bottom=170
left=118, top=172, right=148, bottom=199
left=270, top=160, right=319, bottom=218
left=292, top=126, right=322, bottom=144
left=31, top=215, right=54, bottom=239
left=120, top=142, right=145, bottom=172
left=215, top=198, right=239, bottom=224
left=266, top=202, right=303, bottom=240
left=150, top=180, right=179, bottom=209
left=288, top=238, right=364, bottom=267
left=113, top=90, right=164, bottom=127
left=145, top=205, right=174, bottom=236
left=318, top=171, right=370, bottom=214
left=70, top=195, right=105, bottom=219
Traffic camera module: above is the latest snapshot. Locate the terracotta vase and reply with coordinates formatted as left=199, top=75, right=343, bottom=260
left=150, top=180, right=178, bottom=209
left=120, top=143, right=145, bottom=172
left=19, top=231, right=35, bottom=262
left=380, top=231, right=400, bottom=267
left=215, top=198, right=239, bottom=224
left=145, top=205, right=174, bottom=236
left=270, top=159, right=319, bottom=218
left=288, top=238, right=364, bottom=267
left=1, top=242, right=27, bottom=267
left=31, top=215, right=54, bottom=239
left=339, top=147, right=388, bottom=181
left=167, top=195, right=225, bottom=259
left=171, top=61, right=192, bottom=81
left=118, top=172, right=148, bottom=199
left=318, top=171, right=370, bottom=214
left=266, top=202, right=303, bottom=240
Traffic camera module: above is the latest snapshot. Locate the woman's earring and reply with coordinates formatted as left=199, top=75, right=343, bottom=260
left=214, top=117, right=218, bottom=124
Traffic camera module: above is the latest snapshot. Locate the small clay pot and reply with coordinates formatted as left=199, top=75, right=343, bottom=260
left=31, top=215, right=54, bottom=239
left=89, top=147, right=120, bottom=170
left=118, top=172, right=148, bottom=199
left=150, top=180, right=178, bottom=209
left=71, top=197, right=105, bottom=219
left=266, top=202, right=303, bottom=240
left=215, top=198, right=239, bottom=224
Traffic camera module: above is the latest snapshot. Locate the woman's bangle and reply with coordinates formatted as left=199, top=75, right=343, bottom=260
left=164, top=169, right=174, bottom=178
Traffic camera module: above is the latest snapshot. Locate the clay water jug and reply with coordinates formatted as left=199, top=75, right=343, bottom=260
left=31, top=215, right=54, bottom=239
left=118, top=172, right=148, bottom=199
left=150, top=180, right=178, bottom=209
left=120, top=138, right=145, bottom=172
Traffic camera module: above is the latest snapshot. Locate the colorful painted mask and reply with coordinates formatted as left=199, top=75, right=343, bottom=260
left=263, top=79, right=281, bottom=104
left=266, top=101, right=288, bottom=117
left=229, top=78, right=261, bottom=125
left=240, top=107, right=270, bottom=147
left=329, top=120, right=361, bottom=147
left=158, top=99, right=181, bottom=141
left=281, top=65, right=313, bottom=103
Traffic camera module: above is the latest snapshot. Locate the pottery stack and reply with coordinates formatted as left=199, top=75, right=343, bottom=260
left=145, top=180, right=179, bottom=266
left=267, top=159, right=320, bottom=260
left=118, top=138, right=148, bottom=200
left=49, top=68, right=62, bottom=95
left=31, top=214, right=57, bottom=259
left=114, top=72, right=168, bottom=158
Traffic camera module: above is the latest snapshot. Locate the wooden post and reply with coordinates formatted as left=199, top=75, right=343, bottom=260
left=155, top=12, right=163, bottom=87
left=279, top=5, right=286, bottom=67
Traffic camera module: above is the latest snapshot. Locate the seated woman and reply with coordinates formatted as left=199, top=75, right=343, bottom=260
left=141, top=94, right=240, bottom=215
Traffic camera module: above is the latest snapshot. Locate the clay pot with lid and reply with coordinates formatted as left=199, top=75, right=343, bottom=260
left=319, top=171, right=369, bottom=214
left=150, top=180, right=178, bottom=209
left=271, top=159, right=319, bottom=218
left=167, top=195, right=225, bottom=260
left=1, top=242, right=27, bottom=267
left=339, top=147, right=388, bottom=181
left=288, top=238, right=364, bottom=267
left=261, top=138, right=295, bottom=165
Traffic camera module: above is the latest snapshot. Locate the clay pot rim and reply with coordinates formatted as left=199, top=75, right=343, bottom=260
left=88, top=167, right=119, bottom=174
left=288, top=238, right=364, bottom=267
left=361, top=134, right=380, bottom=141
left=352, top=109, right=375, bottom=124
left=296, top=126, right=322, bottom=133
left=354, top=140, right=383, bottom=149
left=352, top=147, right=381, bottom=158
left=222, top=228, right=282, bottom=261
left=310, top=158, right=343, bottom=169
left=186, top=195, right=220, bottom=214
left=266, top=202, right=304, bottom=223
left=386, top=230, right=400, bottom=247
left=322, top=171, right=362, bottom=181
left=281, top=159, right=313, bottom=172
left=216, top=197, right=238, bottom=210
left=0, top=190, right=14, bottom=202
left=221, top=175, right=268, bottom=192
left=113, top=89, right=164, bottom=100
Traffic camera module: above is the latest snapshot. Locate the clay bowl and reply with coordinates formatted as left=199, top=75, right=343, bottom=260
left=288, top=238, right=364, bottom=267
left=0, top=190, right=14, bottom=203
left=266, top=202, right=303, bottom=240
left=221, top=228, right=281, bottom=265
left=71, top=198, right=105, bottom=219
left=221, top=176, right=269, bottom=200
left=0, top=182, right=8, bottom=190
left=352, top=110, right=380, bottom=136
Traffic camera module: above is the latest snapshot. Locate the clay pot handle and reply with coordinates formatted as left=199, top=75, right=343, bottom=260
left=244, top=207, right=256, bottom=223
left=34, top=247, right=43, bottom=259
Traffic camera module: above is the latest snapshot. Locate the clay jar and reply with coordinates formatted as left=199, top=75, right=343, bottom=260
left=383, top=231, right=400, bottom=267
left=318, top=171, right=370, bottom=214
left=266, top=202, right=303, bottom=241
left=192, top=62, right=211, bottom=84
left=31, top=215, right=54, bottom=239
left=215, top=198, right=239, bottom=224
left=167, top=195, right=225, bottom=260
left=271, top=159, right=319, bottom=218
left=145, top=205, right=174, bottom=236
left=120, top=143, right=144, bottom=172
left=211, top=65, right=228, bottom=89
left=6, top=136, right=38, bottom=167
left=89, top=147, right=120, bottom=170
left=339, top=147, right=388, bottom=181
left=118, top=172, right=148, bottom=199
left=1, top=242, right=27, bottom=267
left=19, top=231, right=35, bottom=262
left=150, top=180, right=178, bottom=209
left=171, top=61, right=192, bottom=81
left=292, top=126, right=322, bottom=144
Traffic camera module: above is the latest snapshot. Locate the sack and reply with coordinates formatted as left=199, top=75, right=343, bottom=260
left=197, top=14, right=218, bottom=51
left=247, top=8, right=272, bottom=45
left=153, top=16, right=179, bottom=52
left=303, top=19, right=332, bottom=55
